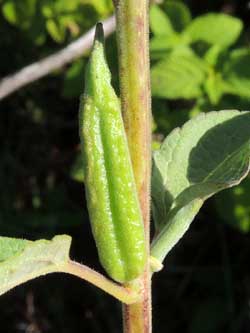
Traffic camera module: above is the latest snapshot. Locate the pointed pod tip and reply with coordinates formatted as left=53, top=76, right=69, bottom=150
left=94, top=23, right=104, bottom=44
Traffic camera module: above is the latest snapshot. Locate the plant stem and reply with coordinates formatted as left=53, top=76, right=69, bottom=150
left=114, top=0, right=152, bottom=332
left=62, top=260, right=141, bottom=304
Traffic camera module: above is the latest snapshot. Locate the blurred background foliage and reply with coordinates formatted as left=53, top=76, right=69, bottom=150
left=0, top=0, right=250, bottom=332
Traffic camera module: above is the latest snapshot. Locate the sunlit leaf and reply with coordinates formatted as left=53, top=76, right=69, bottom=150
left=223, top=48, right=250, bottom=98
left=184, top=13, right=243, bottom=48
left=151, top=48, right=207, bottom=99
left=0, top=235, right=71, bottom=296
left=151, top=111, right=250, bottom=262
left=150, top=5, right=174, bottom=36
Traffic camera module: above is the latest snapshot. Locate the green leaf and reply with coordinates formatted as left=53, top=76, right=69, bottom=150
left=46, top=19, right=65, bottom=43
left=151, top=199, right=203, bottom=261
left=151, top=48, right=207, bottom=99
left=150, top=5, right=174, bottom=36
left=184, top=13, right=243, bottom=48
left=2, top=0, right=46, bottom=44
left=0, top=238, right=31, bottom=262
left=2, top=0, right=36, bottom=28
left=0, top=235, right=71, bottom=296
left=215, top=177, right=250, bottom=233
left=83, top=0, right=113, bottom=15
left=150, top=33, right=190, bottom=60
left=204, top=71, right=228, bottom=105
left=2, top=1, right=17, bottom=25
left=151, top=111, right=250, bottom=262
left=162, top=0, right=191, bottom=32
left=222, top=48, right=250, bottom=98
left=204, top=45, right=223, bottom=67
left=149, top=2, right=191, bottom=60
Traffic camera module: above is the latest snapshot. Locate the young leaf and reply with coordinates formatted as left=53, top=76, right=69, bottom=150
left=2, top=0, right=36, bottom=27
left=184, top=13, right=243, bottom=48
left=2, top=1, right=18, bottom=25
left=204, top=71, right=228, bottom=105
left=151, top=48, right=207, bottom=99
left=204, top=45, right=223, bottom=67
left=46, top=19, right=65, bottom=43
left=0, top=235, right=71, bottom=296
left=85, top=0, right=113, bottom=15
left=150, top=5, right=174, bottom=36
left=222, top=48, right=250, bottom=98
left=151, top=111, right=250, bottom=262
left=162, top=0, right=191, bottom=32
left=150, top=34, right=183, bottom=60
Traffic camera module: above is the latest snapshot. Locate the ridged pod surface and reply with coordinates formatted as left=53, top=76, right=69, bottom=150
left=79, top=24, right=146, bottom=283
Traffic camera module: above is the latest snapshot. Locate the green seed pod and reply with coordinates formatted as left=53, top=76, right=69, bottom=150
left=79, top=23, right=146, bottom=283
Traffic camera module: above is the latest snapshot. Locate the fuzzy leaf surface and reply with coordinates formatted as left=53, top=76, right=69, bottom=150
left=151, top=111, right=250, bottom=262
left=0, top=235, right=71, bottom=296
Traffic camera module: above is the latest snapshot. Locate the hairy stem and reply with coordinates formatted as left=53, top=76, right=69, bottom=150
left=114, top=0, right=152, bottom=332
